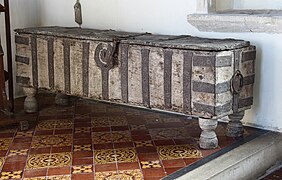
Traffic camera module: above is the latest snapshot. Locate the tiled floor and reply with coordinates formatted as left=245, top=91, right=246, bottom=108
left=0, top=94, right=264, bottom=180
left=262, top=166, right=282, bottom=180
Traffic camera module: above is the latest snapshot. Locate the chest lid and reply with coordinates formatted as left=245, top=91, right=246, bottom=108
left=15, top=26, right=250, bottom=51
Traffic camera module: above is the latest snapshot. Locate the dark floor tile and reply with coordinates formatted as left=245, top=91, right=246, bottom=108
left=5, top=155, right=27, bottom=163
left=9, top=142, right=31, bottom=150
left=73, top=157, right=93, bottom=166
left=165, top=167, right=182, bottom=175
left=138, top=153, right=160, bottom=161
left=174, top=138, right=196, bottom=145
left=73, top=133, right=91, bottom=139
left=73, top=151, right=93, bottom=158
left=0, top=150, right=7, bottom=156
left=132, top=135, right=152, bottom=141
left=23, top=168, right=48, bottom=178
left=47, top=166, right=71, bottom=176
left=95, top=163, right=117, bottom=172
left=54, top=129, right=73, bottom=135
left=130, top=130, right=150, bottom=136
left=29, top=147, right=51, bottom=155
left=0, top=133, right=15, bottom=138
left=111, top=126, right=129, bottom=131
left=117, top=162, right=140, bottom=170
left=34, top=130, right=54, bottom=136
left=13, top=137, right=32, bottom=143
left=2, top=161, right=26, bottom=171
left=72, top=173, right=94, bottom=180
left=73, top=138, right=92, bottom=145
left=136, top=147, right=157, bottom=153
left=51, top=146, right=72, bottom=153
left=183, top=158, right=201, bottom=165
left=93, top=143, right=114, bottom=150
left=114, top=142, right=134, bottom=149
left=153, top=139, right=175, bottom=146
left=74, top=122, right=91, bottom=128
left=142, top=168, right=166, bottom=178
left=162, top=159, right=186, bottom=168
left=201, top=148, right=220, bottom=157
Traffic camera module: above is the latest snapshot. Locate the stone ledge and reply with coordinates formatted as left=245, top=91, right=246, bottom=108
left=188, top=10, right=282, bottom=33
left=177, top=132, right=282, bottom=180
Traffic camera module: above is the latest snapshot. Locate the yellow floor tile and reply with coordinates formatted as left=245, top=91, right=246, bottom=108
left=0, top=138, right=13, bottom=150
left=94, top=148, right=137, bottom=164
left=26, top=152, right=71, bottom=169
left=0, top=171, right=22, bottom=179
left=36, top=119, right=73, bottom=130
left=95, top=169, right=142, bottom=180
left=157, top=144, right=202, bottom=160
left=32, top=134, right=72, bottom=148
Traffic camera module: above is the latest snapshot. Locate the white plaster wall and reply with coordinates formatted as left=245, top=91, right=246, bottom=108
left=15, top=0, right=282, bottom=132
left=0, top=0, right=40, bottom=96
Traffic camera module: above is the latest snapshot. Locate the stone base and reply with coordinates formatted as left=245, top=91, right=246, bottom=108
left=199, top=118, right=218, bottom=149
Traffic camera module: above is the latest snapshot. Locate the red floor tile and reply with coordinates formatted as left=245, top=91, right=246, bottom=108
left=23, top=168, right=48, bottom=178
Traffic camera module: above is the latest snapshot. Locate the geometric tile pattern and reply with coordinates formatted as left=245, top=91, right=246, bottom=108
left=92, top=131, right=131, bottom=144
left=135, top=140, right=154, bottom=147
left=15, top=131, right=33, bottom=138
left=72, top=165, right=93, bottom=174
left=8, top=149, right=29, bottom=156
left=0, top=138, right=13, bottom=150
left=23, top=175, right=71, bottom=180
left=130, top=125, right=146, bottom=130
left=73, top=145, right=92, bottom=151
left=26, top=152, right=71, bottom=169
left=94, top=148, right=137, bottom=164
left=74, top=127, right=91, bottom=133
left=0, top=157, right=4, bottom=169
left=95, top=169, right=143, bottom=180
left=140, top=160, right=162, bottom=168
left=149, top=128, right=189, bottom=140
left=32, top=134, right=72, bottom=148
left=157, top=145, right=202, bottom=160
left=0, top=94, right=263, bottom=180
left=36, top=119, right=73, bottom=130
left=0, top=170, right=22, bottom=179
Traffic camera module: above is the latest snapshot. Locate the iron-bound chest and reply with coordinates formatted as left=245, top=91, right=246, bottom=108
left=15, top=27, right=255, bottom=119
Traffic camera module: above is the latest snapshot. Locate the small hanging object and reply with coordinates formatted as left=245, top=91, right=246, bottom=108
left=74, top=0, right=82, bottom=27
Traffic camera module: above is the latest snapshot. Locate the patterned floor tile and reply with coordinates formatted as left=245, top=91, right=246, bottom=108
left=23, top=177, right=46, bottom=180
left=0, top=170, right=22, bottom=179
left=8, top=149, right=29, bottom=156
left=73, top=145, right=92, bottom=151
left=95, top=169, right=142, bottom=180
left=94, top=148, right=137, bottom=164
left=72, top=165, right=93, bottom=174
left=15, top=131, right=33, bottom=138
left=32, top=134, right=72, bottom=148
left=149, top=128, right=189, bottom=140
left=26, top=152, right=71, bottom=169
left=74, top=127, right=91, bottom=134
left=0, top=138, right=13, bottom=150
left=108, top=116, right=128, bottom=126
left=157, top=145, right=202, bottom=160
left=47, top=175, right=71, bottom=180
left=130, top=125, right=146, bottom=130
left=140, top=160, right=162, bottom=168
left=92, top=117, right=109, bottom=127
left=135, top=140, right=154, bottom=147
left=92, top=131, right=131, bottom=144
left=36, top=119, right=73, bottom=130
left=0, top=157, right=4, bottom=169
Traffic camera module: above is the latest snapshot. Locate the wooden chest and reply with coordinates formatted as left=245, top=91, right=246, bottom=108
left=15, top=27, right=256, bottom=149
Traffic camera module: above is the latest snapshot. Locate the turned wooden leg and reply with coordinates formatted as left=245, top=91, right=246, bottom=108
left=226, top=111, right=244, bottom=137
left=55, top=93, right=70, bottom=106
left=23, top=86, right=38, bottom=113
left=199, top=118, right=218, bottom=149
